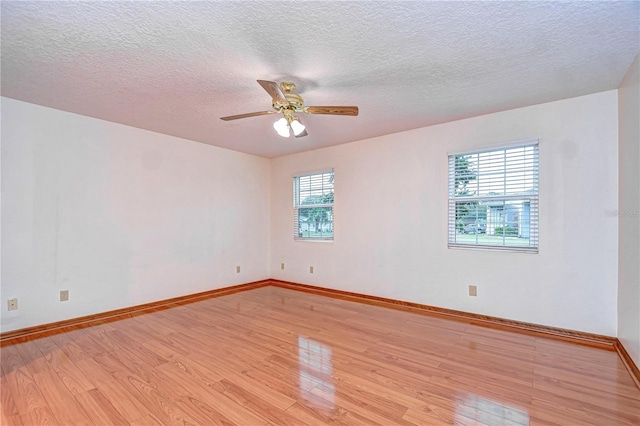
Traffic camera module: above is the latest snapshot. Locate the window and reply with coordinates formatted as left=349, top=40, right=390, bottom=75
left=448, top=141, right=539, bottom=252
left=294, top=170, right=334, bottom=240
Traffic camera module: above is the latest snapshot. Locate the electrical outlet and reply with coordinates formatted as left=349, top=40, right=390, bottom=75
left=469, top=285, right=478, bottom=297
left=281, top=263, right=285, bottom=270
left=310, top=266, right=314, bottom=274
left=60, top=290, right=69, bottom=301
left=236, top=265, right=240, bottom=273
left=7, top=298, right=18, bottom=311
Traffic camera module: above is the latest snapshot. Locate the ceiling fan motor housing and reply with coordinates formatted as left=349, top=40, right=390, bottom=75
left=270, top=82, right=304, bottom=111
left=283, top=93, right=304, bottom=111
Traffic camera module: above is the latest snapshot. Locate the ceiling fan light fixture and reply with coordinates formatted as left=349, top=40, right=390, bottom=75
left=221, top=80, right=359, bottom=139
left=290, top=117, right=306, bottom=136
left=273, top=117, right=290, bottom=137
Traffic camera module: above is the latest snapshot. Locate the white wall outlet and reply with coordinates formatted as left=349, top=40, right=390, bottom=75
left=7, top=298, right=18, bottom=311
left=281, top=263, right=285, bottom=270
left=60, top=290, right=69, bottom=301
left=469, top=285, right=478, bottom=297
left=236, top=265, right=240, bottom=273
left=310, top=266, right=314, bottom=274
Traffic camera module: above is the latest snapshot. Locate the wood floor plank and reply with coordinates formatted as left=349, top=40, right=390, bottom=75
left=109, top=368, right=202, bottom=425
left=1, top=344, right=58, bottom=423
left=533, top=368, right=640, bottom=403
left=361, top=344, right=443, bottom=373
left=415, top=391, right=530, bottom=426
left=530, top=385, right=640, bottom=425
left=1, top=285, right=638, bottom=426
left=533, top=363, right=640, bottom=397
left=530, top=395, right=639, bottom=426
left=403, top=404, right=501, bottom=426
left=144, top=355, right=269, bottom=426
left=109, top=317, right=158, bottom=344
left=427, top=369, right=534, bottom=407
left=79, top=323, right=121, bottom=353
left=20, top=406, right=59, bottom=426
left=151, top=365, right=240, bottom=426
left=215, top=378, right=303, bottom=425
left=330, top=366, right=428, bottom=410
left=2, top=414, right=23, bottom=426
left=342, top=354, right=438, bottom=393
left=78, top=351, right=183, bottom=423
left=13, top=340, right=49, bottom=375
left=284, top=401, right=343, bottom=425
left=402, top=407, right=458, bottom=426
left=309, top=380, right=414, bottom=426
left=441, top=336, right=536, bottom=389
left=74, top=388, right=129, bottom=425
left=48, top=330, right=91, bottom=363
left=86, top=374, right=151, bottom=422
left=30, top=366, right=93, bottom=425
left=66, top=329, right=110, bottom=358
left=144, top=341, right=225, bottom=386
left=129, top=414, right=165, bottom=426
left=453, top=339, right=536, bottom=363
left=149, top=375, right=240, bottom=426
left=32, top=337, right=95, bottom=396
left=0, top=364, right=20, bottom=420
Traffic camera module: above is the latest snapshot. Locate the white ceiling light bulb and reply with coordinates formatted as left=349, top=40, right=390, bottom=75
left=273, top=117, right=290, bottom=137
left=290, top=117, right=306, bottom=136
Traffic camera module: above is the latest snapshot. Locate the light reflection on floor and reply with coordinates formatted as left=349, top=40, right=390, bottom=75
left=456, top=394, right=530, bottom=425
left=298, top=336, right=335, bottom=407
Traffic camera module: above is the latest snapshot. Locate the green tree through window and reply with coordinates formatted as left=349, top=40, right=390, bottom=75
left=448, top=143, right=539, bottom=252
left=294, top=170, right=334, bottom=240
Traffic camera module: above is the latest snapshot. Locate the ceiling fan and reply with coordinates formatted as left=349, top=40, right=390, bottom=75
left=220, top=80, right=359, bottom=138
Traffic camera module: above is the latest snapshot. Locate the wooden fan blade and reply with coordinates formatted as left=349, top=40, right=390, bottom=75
left=305, top=106, right=359, bottom=116
left=257, top=80, right=288, bottom=105
left=294, top=129, right=308, bottom=138
left=220, top=111, right=274, bottom=121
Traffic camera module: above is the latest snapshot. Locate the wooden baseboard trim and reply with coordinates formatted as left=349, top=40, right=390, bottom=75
left=4, top=277, right=636, bottom=389
left=269, top=279, right=618, bottom=351
left=615, top=340, right=640, bottom=389
left=0, top=280, right=270, bottom=346
left=269, top=279, right=640, bottom=389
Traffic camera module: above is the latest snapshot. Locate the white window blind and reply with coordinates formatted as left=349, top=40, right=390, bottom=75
left=294, top=170, right=334, bottom=240
left=448, top=142, right=539, bottom=252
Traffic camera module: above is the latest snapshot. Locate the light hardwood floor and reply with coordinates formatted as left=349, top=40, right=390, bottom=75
left=1, top=286, right=639, bottom=425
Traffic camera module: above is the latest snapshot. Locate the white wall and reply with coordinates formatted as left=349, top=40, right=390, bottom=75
left=2, top=89, right=625, bottom=339
left=618, top=54, right=640, bottom=365
left=271, top=91, right=619, bottom=336
left=1, top=97, right=271, bottom=332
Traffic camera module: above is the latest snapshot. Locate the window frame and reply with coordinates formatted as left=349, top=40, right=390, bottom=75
left=448, top=140, right=539, bottom=253
left=293, top=169, right=335, bottom=241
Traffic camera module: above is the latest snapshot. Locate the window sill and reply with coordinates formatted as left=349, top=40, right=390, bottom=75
left=448, top=244, right=538, bottom=254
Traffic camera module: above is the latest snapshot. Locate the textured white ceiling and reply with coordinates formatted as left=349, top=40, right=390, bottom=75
left=2, top=1, right=638, bottom=158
